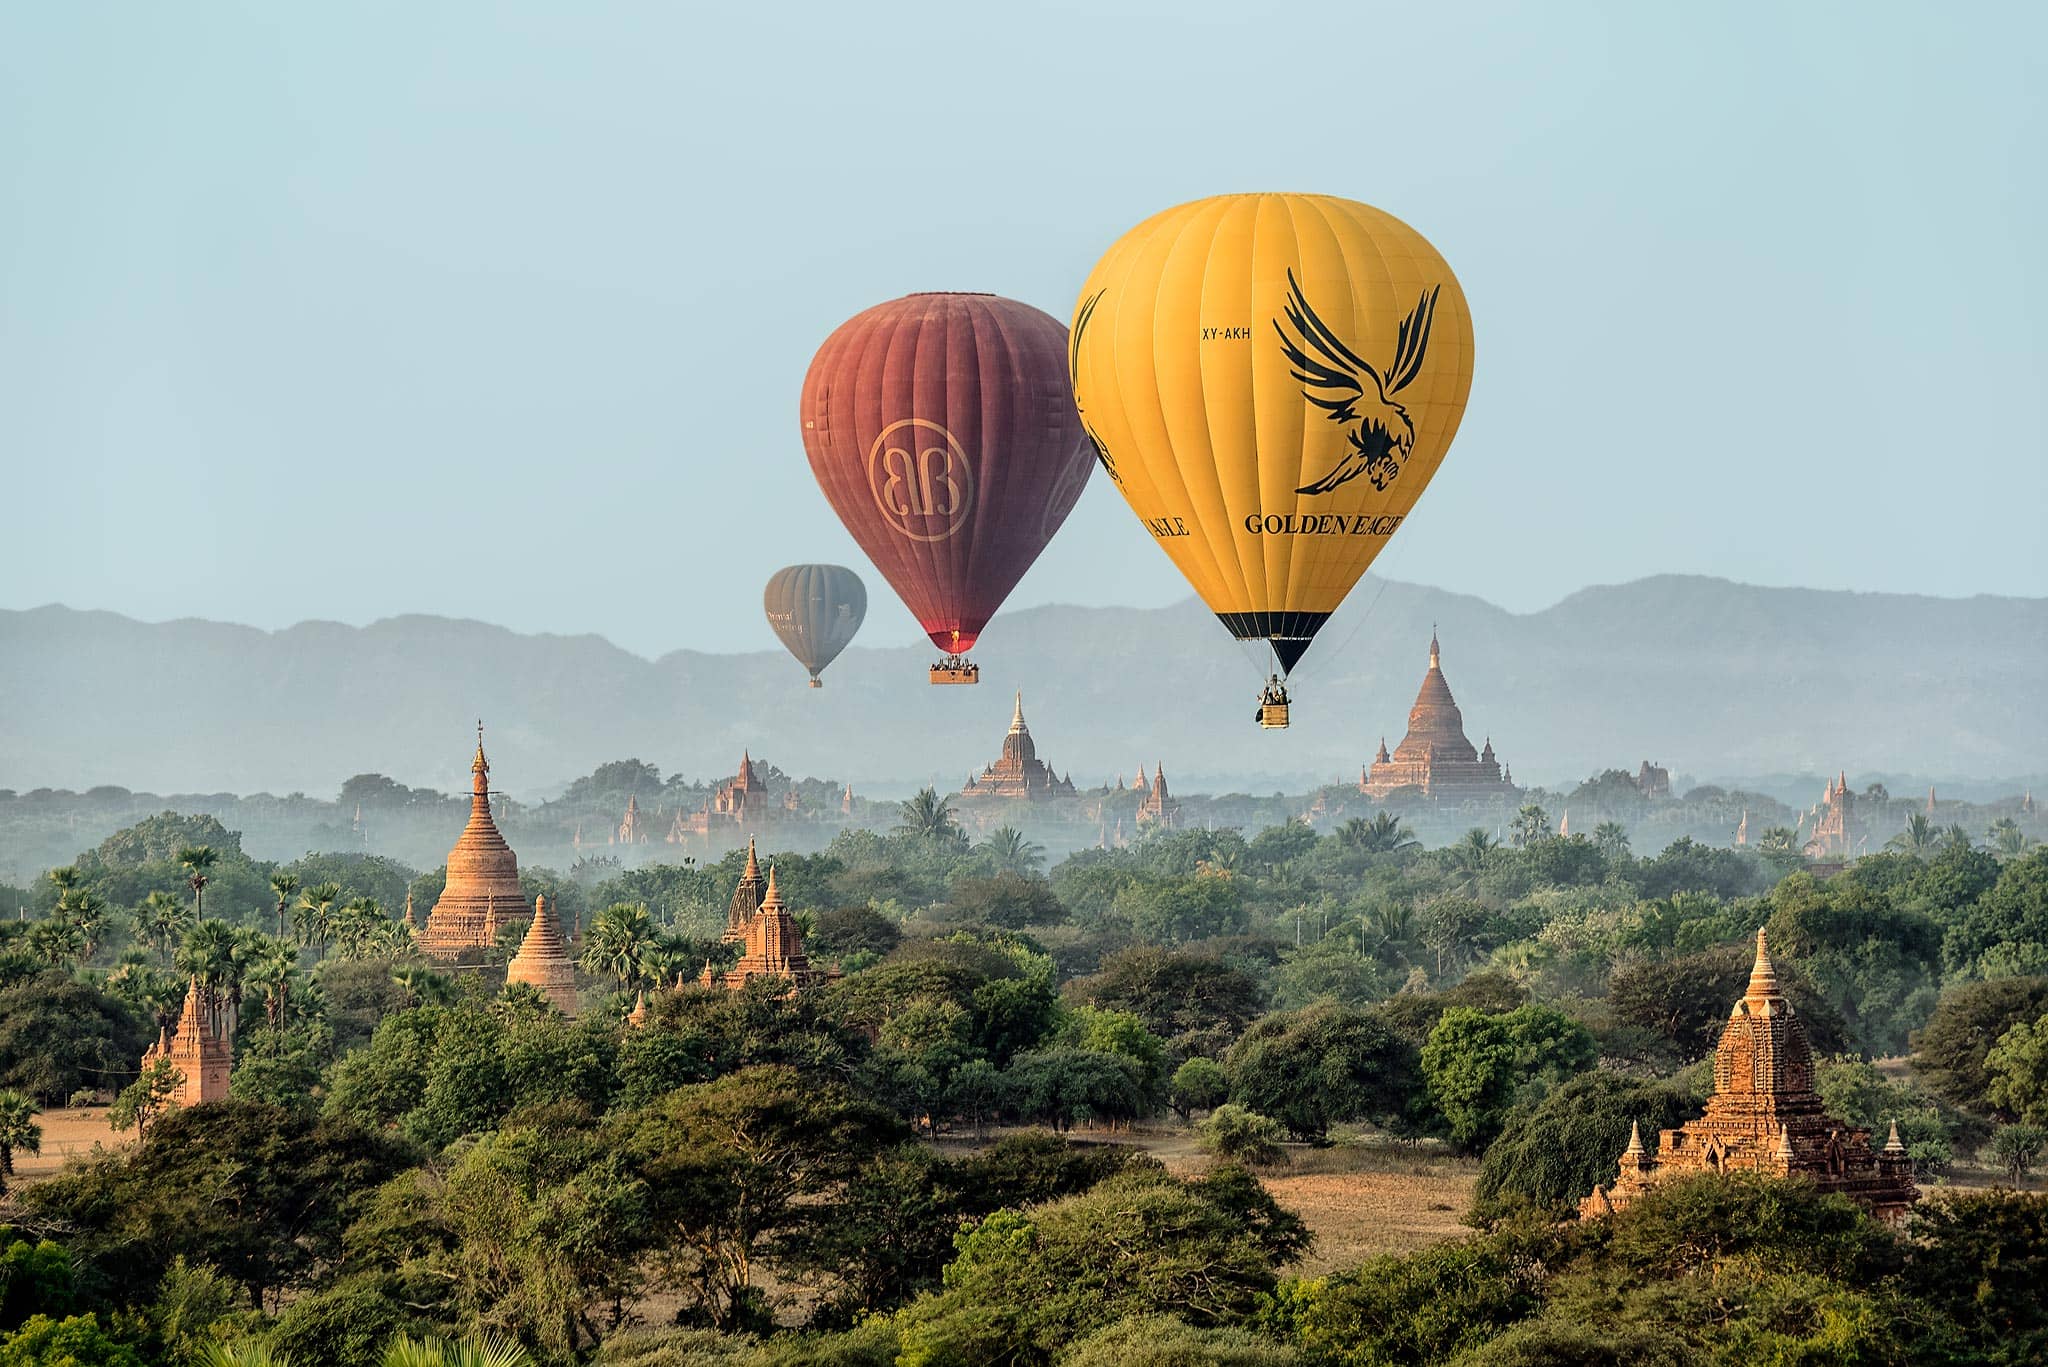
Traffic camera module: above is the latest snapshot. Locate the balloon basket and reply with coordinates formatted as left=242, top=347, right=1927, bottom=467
left=809, top=678, right=823, bottom=689
left=930, top=656, right=980, bottom=685
left=1259, top=702, right=1291, bottom=730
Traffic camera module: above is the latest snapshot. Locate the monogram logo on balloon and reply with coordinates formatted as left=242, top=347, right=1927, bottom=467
left=1276, top=270, right=1441, bottom=496
left=867, top=418, right=974, bottom=542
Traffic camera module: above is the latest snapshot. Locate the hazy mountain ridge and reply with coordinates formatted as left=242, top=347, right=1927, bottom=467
left=2, top=576, right=2041, bottom=797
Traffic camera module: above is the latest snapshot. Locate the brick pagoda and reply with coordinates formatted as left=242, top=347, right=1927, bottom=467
left=140, top=978, right=232, bottom=1107
left=1361, top=632, right=1515, bottom=801
left=419, top=725, right=528, bottom=957
left=963, top=694, right=1076, bottom=800
left=703, top=864, right=834, bottom=992
left=505, top=893, right=579, bottom=1017
left=1582, top=929, right=1917, bottom=1223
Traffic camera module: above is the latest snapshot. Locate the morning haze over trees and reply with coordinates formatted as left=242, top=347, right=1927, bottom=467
left=2, top=751, right=2046, bottom=1362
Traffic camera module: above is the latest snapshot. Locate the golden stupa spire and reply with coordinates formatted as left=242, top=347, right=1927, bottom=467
left=743, top=836, right=761, bottom=882
left=471, top=719, right=490, bottom=795
left=1429, top=626, right=1440, bottom=669
left=761, top=863, right=782, bottom=909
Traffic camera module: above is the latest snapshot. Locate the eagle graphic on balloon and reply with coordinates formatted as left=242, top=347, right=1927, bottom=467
left=1277, top=269, right=1442, bottom=496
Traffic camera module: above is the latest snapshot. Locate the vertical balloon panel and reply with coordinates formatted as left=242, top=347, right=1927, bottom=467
left=801, top=293, right=1094, bottom=666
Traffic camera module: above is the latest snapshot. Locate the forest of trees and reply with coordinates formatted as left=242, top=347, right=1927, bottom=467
left=1, top=791, right=2046, bottom=1364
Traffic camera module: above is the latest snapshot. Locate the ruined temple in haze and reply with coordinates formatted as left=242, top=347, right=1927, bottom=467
left=1803, top=772, right=1859, bottom=859
left=1361, top=632, right=1515, bottom=802
left=680, top=751, right=775, bottom=837
left=962, top=694, right=1076, bottom=800
left=1136, top=763, right=1181, bottom=828
left=1582, top=929, right=1917, bottom=1223
left=419, top=726, right=528, bottom=957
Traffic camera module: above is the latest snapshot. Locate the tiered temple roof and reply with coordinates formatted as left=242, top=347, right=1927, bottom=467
left=1361, top=632, right=1515, bottom=801
left=723, top=837, right=767, bottom=943
left=420, top=725, right=527, bottom=957
left=505, top=894, right=579, bottom=1017
left=140, top=977, right=232, bottom=1107
left=1803, top=771, right=1858, bottom=859
left=962, top=694, right=1076, bottom=800
left=703, top=865, right=834, bottom=992
left=1137, top=763, right=1180, bottom=827
left=1582, top=929, right=1917, bottom=1223
left=681, top=751, right=774, bottom=836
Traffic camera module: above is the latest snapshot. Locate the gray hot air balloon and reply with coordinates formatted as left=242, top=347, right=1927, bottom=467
left=764, top=564, right=867, bottom=687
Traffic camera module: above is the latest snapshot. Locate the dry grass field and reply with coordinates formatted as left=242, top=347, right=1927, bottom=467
left=11, top=1106, right=127, bottom=1187
left=945, top=1123, right=1480, bottom=1275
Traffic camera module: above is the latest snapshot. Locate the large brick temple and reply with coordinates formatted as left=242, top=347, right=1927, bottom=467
left=1361, top=632, right=1515, bottom=801
left=419, top=725, right=528, bottom=957
left=1582, top=929, right=1918, bottom=1223
left=962, top=694, right=1076, bottom=800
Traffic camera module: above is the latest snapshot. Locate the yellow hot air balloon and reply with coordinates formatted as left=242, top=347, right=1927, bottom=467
left=1070, top=193, right=1474, bottom=726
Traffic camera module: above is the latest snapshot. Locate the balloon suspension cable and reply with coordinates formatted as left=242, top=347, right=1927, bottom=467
left=1290, top=533, right=1413, bottom=687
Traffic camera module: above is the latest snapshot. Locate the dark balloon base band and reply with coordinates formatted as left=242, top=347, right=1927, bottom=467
left=1214, top=611, right=1331, bottom=673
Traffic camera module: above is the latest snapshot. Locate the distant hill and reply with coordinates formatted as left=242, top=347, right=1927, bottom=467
left=2, top=577, right=2042, bottom=798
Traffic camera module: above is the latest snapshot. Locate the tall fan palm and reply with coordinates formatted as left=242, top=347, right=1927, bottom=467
left=332, top=898, right=387, bottom=957
left=1510, top=805, right=1550, bottom=849
left=67, top=891, right=110, bottom=961
left=1988, top=818, right=2033, bottom=859
left=380, top=1334, right=535, bottom=1367
left=1341, top=811, right=1418, bottom=854
left=244, top=940, right=299, bottom=1029
left=896, top=787, right=962, bottom=843
left=28, top=917, right=84, bottom=970
left=268, top=872, right=301, bottom=940
left=1592, top=821, right=1631, bottom=859
left=978, top=825, right=1046, bottom=876
left=1888, top=812, right=1937, bottom=856
left=178, top=846, right=219, bottom=920
left=0, top=1090, right=42, bottom=1195
left=136, top=890, right=193, bottom=965
left=176, top=919, right=239, bottom=1035
left=295, top=883, right=341, bottom=950
left=580, top=901, right=656, bottom=993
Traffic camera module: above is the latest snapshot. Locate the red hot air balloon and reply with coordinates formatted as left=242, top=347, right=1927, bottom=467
left=801, top=293, right=1094, bottom=684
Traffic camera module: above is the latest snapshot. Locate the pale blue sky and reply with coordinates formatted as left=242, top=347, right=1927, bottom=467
left=2, top=2, right=2041, bottom=658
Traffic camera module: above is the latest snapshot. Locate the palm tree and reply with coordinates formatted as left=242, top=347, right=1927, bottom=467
left=268, top=873, right=301, bottom=940
left=244, top=941, right=299, bottom=1030
left=1988, top=818, right=2034, bottom=859
left=136, top=890, right=193, bottom=965
left=1888, top=812, right=1937, bottom=857
left=1592, top=821, right=1631, bottom=859
left=178, top=846, right=219, bottom=920
left=1943, top=823, right=1975, bottom=853
left=979, top=825, right=1045, bottom=876
left=1452, top=828, right=1497, bottom=870
left=46, top=866, right=82, bottom=897
left=1510, top=804, right=1550, bottom=849
left=380, top=1335, right=535, bottom=1367
left=1340, top=811, right=1418, bottom=855
left=1757, top=826, right=1802, bottom=856
left=897, top=787, right=962, bottom=843
left=580, top=902, right=656, bottom=993
left=67, top=891, right=110, bottom=961
left=640, top=929, right=696, bottom=987
left=390, top=965, right=457, bottom=1010
left=27, top=917, right=84, bottom=970
left=331, top=898, right=387, bottom=957
left=294, top=883, right=341, bottom=950
left=0, top=1090, right=43, bottom=1195
left=176, top=919, right=239, bottom=1036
